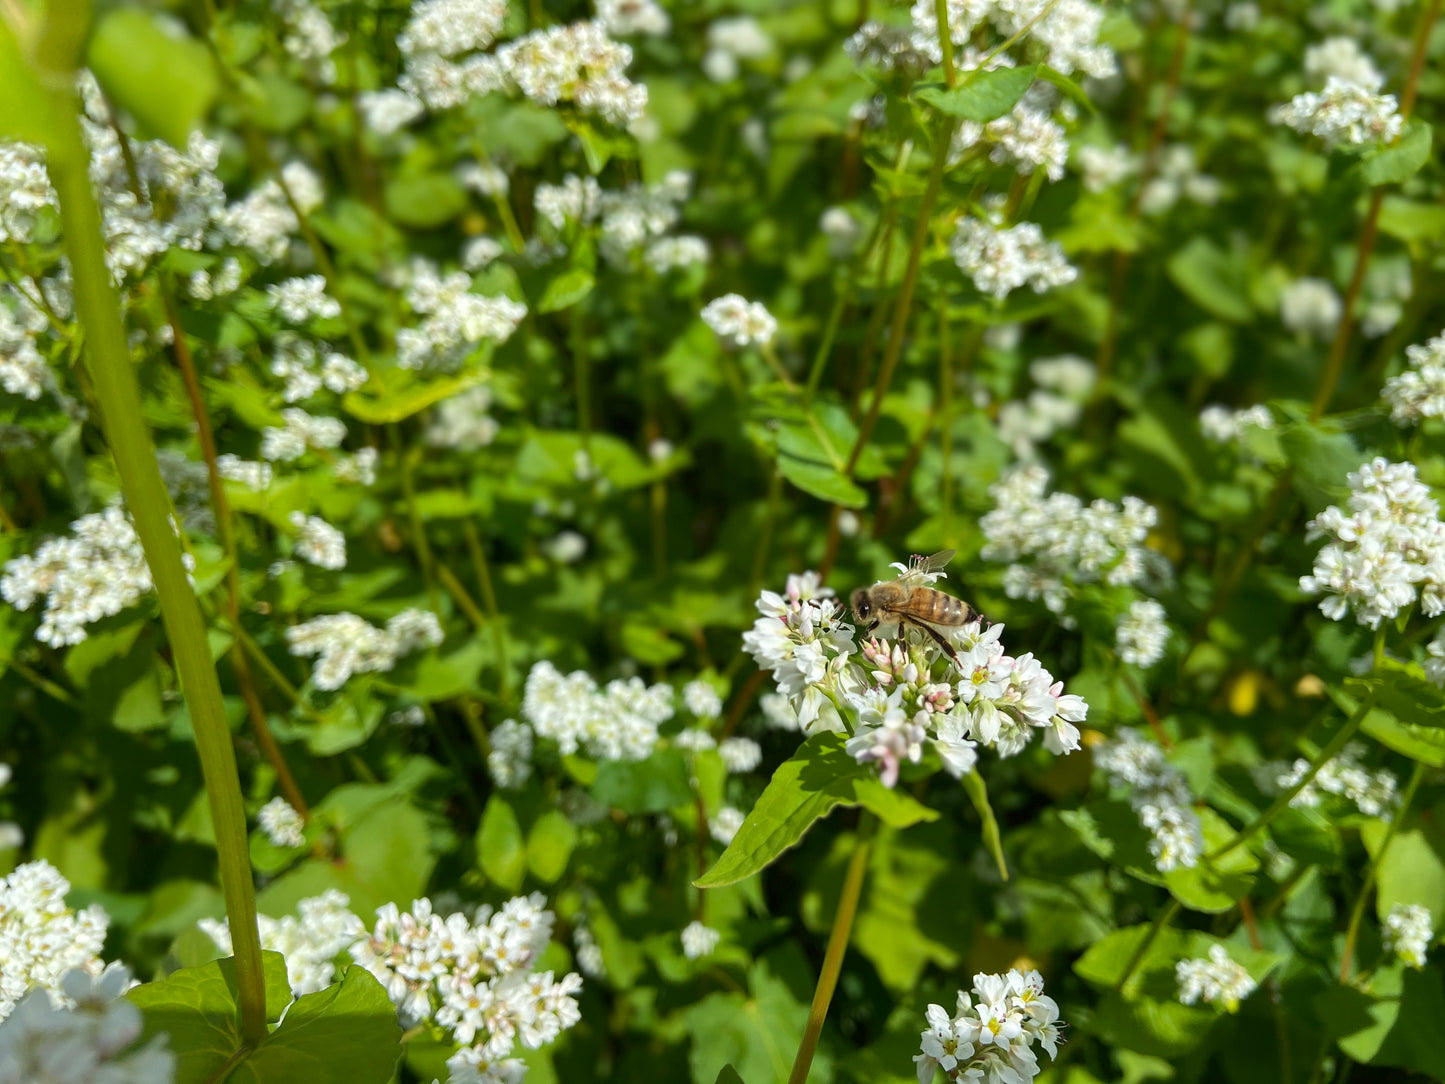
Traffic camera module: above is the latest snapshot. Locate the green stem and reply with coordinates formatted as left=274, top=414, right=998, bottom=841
left=938, top=298, right=954, bottom=545
left=396, top=435, right=441, bottom=614
left=463, top=520, right=510, bottom=704
left=787, top=818, right=874, bottom=1084
left=1208, top=695, right=1372, bottom=863
left=1114, top=898, right=1182, bottom=993
left=934, top=0, right=957, bottom=87
left=1339, top=760, right=1426, bottom=982
left=40, top=83, right=266, bottom=1045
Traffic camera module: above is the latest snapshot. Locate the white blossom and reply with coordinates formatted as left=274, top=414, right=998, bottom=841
left=1075, top=143, right=1136, bottom=191
left=913, top=969, right=1065, bottom=1084
left=488, top=720, right=534, bottom=790
left=522, top=661, right=674, bottom=761
left=719, top=737, right=762, bottom=774
left=1176, top=945, right=1256, bottom=1012
left=681, top=921, right=720, bottom=959
left=952, top=212, right=1076, bottom=300
left=267, top=275, right=341, bottom=323
left=1116, top=599, right=1169, bottom=668
left=1277, top=741, right=1398, bottom=818
left=1096, top=728, right=1203, bottom=872
left=683, top=680, right=723, bottom=719
left=398, top=261, right=526, bottom=372
left=1199, top=404, right=1274, bottom=444
left=257, top=796, right=306, bottom=848
left=260, top=408, right=348, bottom=461
left=0, top=862, right=110, bottom=1020
left=597, top=0, right=670, bottom=36
left=1280, top=277, right=1342, bottom=340
left=1271, top=76, right=1402, bottom=146
left=289, top=511, right=347, bottom=570
left=1382, top=331, right=1445, bottom=426
left=702, top=294, right=777, bottom=348
left=709, top=806, right=745, bottom=845
left=1304, top=38, right=1385, bottom=90
left=286, top=609, right=444, bottom=690
left=1382, top=903, right=1434, bottom=969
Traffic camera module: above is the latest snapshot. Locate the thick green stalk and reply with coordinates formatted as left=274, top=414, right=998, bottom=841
left=40, top=87, right=267, bottom=1044
left=788, top=820, right=873, bottom=1084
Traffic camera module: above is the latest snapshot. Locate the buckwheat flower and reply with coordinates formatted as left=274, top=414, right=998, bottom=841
left=952, top=214, right=1077, bottom=301
left=673, top=727, right=717, bottom=753
left=1224, top=2, right=1259, bottom=29
left=710, top=806, right=745, bottom=845
left=0, top=964, right=173, bottom=1084
left=1382, top=331, right=1445, bottom=426
left=427, top=385, right=500, bottom=450
left=760, top=691, right=800, bottom=730
left=397, top=261, right=527, bottom=372
left=1138, top=144, right=1220, bottom=215
left=258, top=796, right=306, bottom=848
left=1428, top=629, right=1445, bottom=687
left=0, top=142, right=57, bottom=245
left=1, top=506, right=165, bottom=647
left=534, top=174, right=601, bottom=230
left=457, top=160, right=510, bottom=199
left=1277, top=741, right=1398, bottom=818
left=1199, top=404, right=1274, bottom=443
left=522, top=661, right=674, bottom=761
left=0, top=861, right=110, bottom=1019
left=1299, top=458, right=1445, bottom=628
left=681, top=921, right=720, bottom=959
left=1304, top=37, right=1385, bottom=90
left=203, top=890, right=365, bottom=996
left=398, top=0, right=506, bottom=57
left=645, top=235, right=710, bottom=273
left=462, top=236, right=505, bottom=271
left=598, top=0, right=670, bottom=36
left=847, top=687, right=927, bottom=787
left=913, top=969, right=1064, bottom=1084
left=980, top=465, right=1163, bottom=621
left=1280, top=277, right=1342, bottom=340
left=540, top=530, right=587, bottom=564
left=1116, top=599, right=1169, bottom=667
left=968, top=105, right=1070, bottom=181
left=260, top=407, right=347, bottom=461
left=357, top=89, right=426, bottom=134
left=684, top=680, right=724, bottom=720
left=708, top=16, right=772, bottom=62
left=218, top=162, right=323, bottom=263
left=1096, top=728, right=1203, bottom=871
left=1383, top=903, right=1434, bottom=968
left=215, top=455, right=272, bottom=491
left=702, top=294, right=777, bottom=348
left=288, top=511, right=347, bottom=570
left=573, top=920, right=606, bottom=979
left=742, top=572, right=860, bottom=732
left=1271, top=76, right=1402, bottom=146
left=819, top=206, right=862, bottom=259
left=334, top=447, right=379, bottom=486
left=1176, top=945, right=1256, bottom=1012
left=845, top=21, right=933, bottom=77
left=1076, top=143, right=1136, bottom=191
left=497, top=21, right=648, bottom=126
left=286, top=609, right=442, bottom=690
left=488, top=720, right=534, bottom=790
left=718, top=737, right=762, bottom=774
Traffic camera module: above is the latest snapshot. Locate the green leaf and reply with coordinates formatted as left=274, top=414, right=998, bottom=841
left=537, top=268, right=595, bottom=313
left=1279, top=421, right=1366, bottom=513
left=86, top=10, right=217, bottom=147
left=714, top=1068, right=748, bottom=1084
left=1164, top=809, right=1259, bottom=912
left=526, top=809, right=578, bottom=884
left=1352, top=657, right=1445, bottom=729
left=1361, top=706, right=1445, bottom=767
left=235, top=967, right=401, bottom=1084
left=695, top=733, right=937, bottom=888
left=776, top=455, right=868, bottom=507
left=916, top=66, right=1038, bottom=122
left=1359, top=123, right=1432, bottom=187
left=343, top=367, right=488, bottom=425
left=383, top=173, right=468, bottom=229
left=128, top=952, right=294, bottom=1084
left=592, top=749, right=693, bottom=813
left=1314, top=965, right=1445, bottom=1078
left=1166, top=237, right=1252, bottom=322
left=960, top=770, right=1008, bottom=880
left=0, top=23, right=51, bottom=145
left=1366, top=803, right=1445, bottom=921
left=476, top=794, right=527, bottom=892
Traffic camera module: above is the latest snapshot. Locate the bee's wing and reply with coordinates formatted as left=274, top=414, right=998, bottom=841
left=920, top=549, right=956, bottom=574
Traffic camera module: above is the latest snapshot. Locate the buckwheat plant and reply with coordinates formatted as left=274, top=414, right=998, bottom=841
left=1175, top=946, right=1257, bottom=1013
left=914, top=970, right=1064, bottom=1084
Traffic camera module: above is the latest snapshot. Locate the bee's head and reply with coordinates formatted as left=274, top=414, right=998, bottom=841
left=850, top=588, right=872, bottom=623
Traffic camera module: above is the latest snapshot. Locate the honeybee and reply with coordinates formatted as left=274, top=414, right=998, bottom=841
left=850, top=549, right=984, bottom=667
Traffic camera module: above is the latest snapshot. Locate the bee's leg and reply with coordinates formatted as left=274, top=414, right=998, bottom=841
left=915, top=621, right=964, bottom=669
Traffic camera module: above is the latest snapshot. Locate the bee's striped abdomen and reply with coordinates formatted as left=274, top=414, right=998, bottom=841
left=915, top=588, right=970, bottom=625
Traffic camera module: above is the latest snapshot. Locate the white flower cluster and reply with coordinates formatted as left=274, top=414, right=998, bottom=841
left=953, top=105, right=1069, bottom=182
left=0, top=861, right=110, bottom=1020
left=534, top=172, right=706, bottom=272
left=701, top=294, right=778, bottom=348
left=286, top=609, right=444, bottom=690
left=913, top=969, right=1064, bottom=1084
left=598, top=0, right=670, bottom=37
left=1075, top=143, right=1135, bottom=192
left=741, top=571, right=860, bottom=732
left=258, top=796, right=306, bottom=848
left=980, top=465, right=1161, bottom=621
left=681, top=921, right=720, bottom=959
left=1199, top=404, right=1274, bottom=444
left=267, top=274, right=341, bottom=323
left=398, top=261, right=527, bottom=372
left=201, top=889, right=364, bottom=996
left=848, top=622, right=1085, bottom=787
left=497, top=21, right=648, bottom=124
left=1304, top=37, right=1385, bottom=90
left=0, top=294, right=51, bottom=401
left=908, top=0, right=1115, bottom=78
left=217, top=455, right=274, bottom=491
left=702, top=16, right=773, bottom=82
left=1095, top=728, right=1203, bottom=872
left=719, top=737, right=762, bottom=774
left=952, top=213, right=1077, bottom=301
left=273, top=0, right=347, bottom=82
left=289, top=511, right=347, bottom=570
left=1138, top=145, right=1221, bottom=216
left=710, top=806, right=745, bottom=844
left=487, top=718, right=535, bottom=789
left=260, top=407, right=348, bottom=461
left=0, top=965, right=173, bottom=1084
left=353, top=894, right=582, bottom=1083
left=0, top=506, right=180, bottom=647
left=1270, top=76, right=1402, bottom=146
left=1277, top=741, right=1398, bottom=819
left=219, top=161, right=325, bottom=265
left=1280, top=277, right=1341, bottom=341
left=428, top=385, right=501, bottom=450
left=1382, top=331, right=1445, bottom=426
left=1382, top=903, right=1434, bottom=969
left=844, top=22, right=933, bottom=77
left=572, top=917, right=606, bottom=979
left=1299, top=458, right=1445, bottom=628
left=270, top=335, right=367, bottom=403
left=1175, top=945, right=1256, bottom=1012
left=996, top=354, right=1096, bottom=460
left=521, top=660, right=675, bottom=761
left=1115, top=599, right=1169, bottom=668
left=683, top=679, right=723, bottom=720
